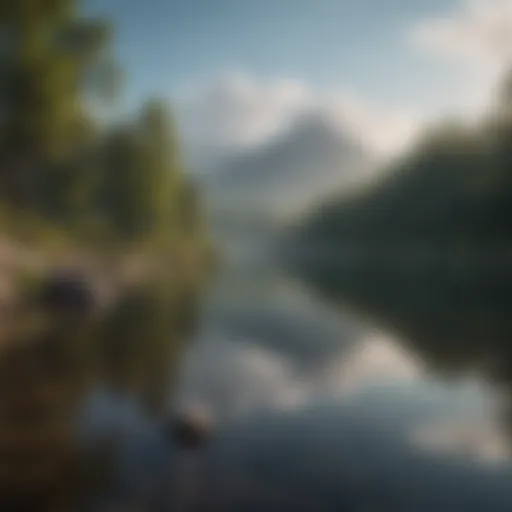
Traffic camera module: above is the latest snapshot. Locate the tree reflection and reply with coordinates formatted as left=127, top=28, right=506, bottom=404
left=295, top=245, right=512, bottom=442
left=0, top=263, right=205, bottom=511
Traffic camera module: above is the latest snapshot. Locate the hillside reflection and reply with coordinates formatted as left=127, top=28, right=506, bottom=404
left=294, top=246, right=512, bottom=442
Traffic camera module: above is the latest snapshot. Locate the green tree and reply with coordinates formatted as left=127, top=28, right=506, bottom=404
left=0, top=0, right=113, bottom=213
left=95, top=98, right=205, bottom=248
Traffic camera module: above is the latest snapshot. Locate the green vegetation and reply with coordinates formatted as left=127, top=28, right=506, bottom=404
left=0, top=3, right=213, bottom=507
left=0, top=0, right=208, bottom=254
left=296, top=72, right=512, bottom=250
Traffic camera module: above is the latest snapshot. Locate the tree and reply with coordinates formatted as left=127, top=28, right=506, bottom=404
left=0, top=0, right=113, bottom=211
left=0, top=0, right=206, bottom=250
left=136, top=99, right=183, bottom=240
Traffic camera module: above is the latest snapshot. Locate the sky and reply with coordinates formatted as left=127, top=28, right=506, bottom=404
left=85, top=0, right=512, bottom=162
left=86, top=0, right=472, bottom=103
left=87, top=0, right=451, bottom=101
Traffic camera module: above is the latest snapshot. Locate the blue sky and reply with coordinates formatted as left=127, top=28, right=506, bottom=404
left=86, top=0, right=461, bottom=107
left=84, top=0, right=512, bottom=162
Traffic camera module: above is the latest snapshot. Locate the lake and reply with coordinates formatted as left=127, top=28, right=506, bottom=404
left=3, top=232, right=512, bottom=511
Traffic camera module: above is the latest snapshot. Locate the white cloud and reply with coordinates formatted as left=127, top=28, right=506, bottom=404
left=411, top=0, right=512, bottom=65
left=175, top=73, right=421, bottom=171
left=410, top=0, right=512, bottom=113
left=325, top=92, right=422, bottom=157
left=176, top=73, right=309, bottom=170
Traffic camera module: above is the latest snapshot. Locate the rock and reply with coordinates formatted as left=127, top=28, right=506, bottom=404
left=40, top=270, right=95, bottom=316
left=168, top=405, right=214, bottom=451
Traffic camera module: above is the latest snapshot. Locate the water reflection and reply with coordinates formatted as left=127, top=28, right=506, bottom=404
left=0, top=263, right=203, bottom=511
left=160, top=239, right=512, bottom=510
left=293, top=246, right=512, bottom=446
left=6, top=238, right=512, bottom=510
left=294, top=250, right=512, bottom=379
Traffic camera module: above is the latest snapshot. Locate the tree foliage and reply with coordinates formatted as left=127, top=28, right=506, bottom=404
left=0, top=0, right=204, bottom=252
left=298, top=71, right=512, bottom=250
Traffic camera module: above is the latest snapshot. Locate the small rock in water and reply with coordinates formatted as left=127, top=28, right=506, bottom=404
left=168, top=404, right=215, bottom=450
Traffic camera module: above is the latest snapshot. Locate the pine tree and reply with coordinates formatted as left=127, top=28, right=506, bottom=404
left=0, top=0, right=113, bottom=208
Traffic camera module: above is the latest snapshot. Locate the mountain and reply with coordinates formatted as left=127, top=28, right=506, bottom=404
left=199, top=110, right=374, bottom=217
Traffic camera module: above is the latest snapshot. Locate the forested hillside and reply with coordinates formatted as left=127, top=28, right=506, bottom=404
left=295, top=74, right=512, bottom=250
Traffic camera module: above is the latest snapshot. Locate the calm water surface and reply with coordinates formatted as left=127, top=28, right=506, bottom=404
left=5, top=236, right=512, bottom=511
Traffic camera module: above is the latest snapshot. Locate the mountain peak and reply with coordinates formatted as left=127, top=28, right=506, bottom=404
left=287, top=110, right=344, bottom=145
left=202, top=108, right=372, bottom=215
